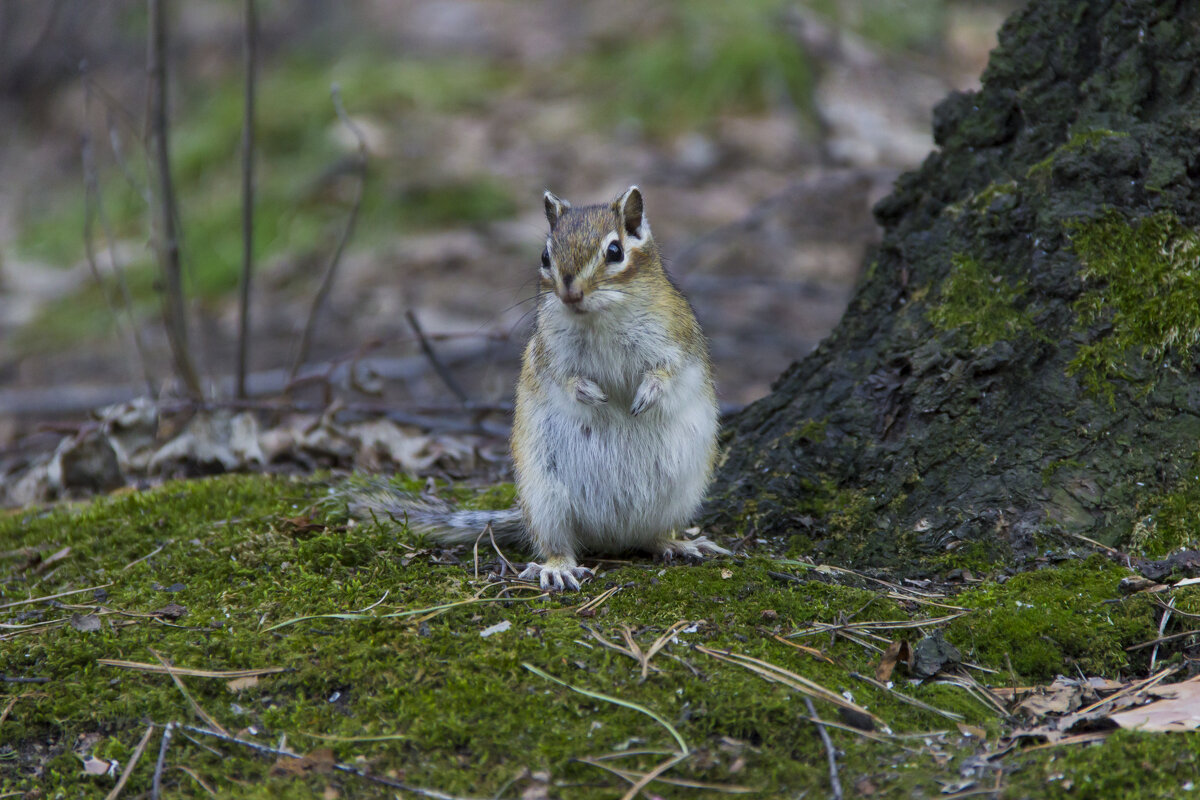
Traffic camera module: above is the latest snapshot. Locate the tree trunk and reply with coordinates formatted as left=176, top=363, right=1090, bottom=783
left=705, top=0, right=1200, bottom=575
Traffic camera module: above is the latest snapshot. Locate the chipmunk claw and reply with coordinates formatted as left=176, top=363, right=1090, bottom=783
left=519, top=560, right=593, bottom=592
left=570, top=377, right=608, bottom=406
left=630, top=375, right=664, bottom=416
left=655, top=534, right=730, bottom=563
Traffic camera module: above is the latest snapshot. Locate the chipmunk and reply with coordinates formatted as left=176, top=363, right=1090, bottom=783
left=352, top=186, right=726, bottom=591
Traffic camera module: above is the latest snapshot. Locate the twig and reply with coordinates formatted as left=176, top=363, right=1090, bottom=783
left=289, top=83, right=367, bottom=380
left=619, top=752, right=689, bottom=800
left=81, top=72, right=157, bottom=395
left=1125, top=628, right=1200, bottom=651
left=178, top=724, right=480, bottom=799
left=1150, top=595, right=1176, bottom=672
left=0, top=583, right=113, bottom=611
left=406, top=310, right=470, bottom=405
left=151, top=721, right=173, bottom=800
left=236, top=0, right=258, bottom=398
left=147, top=0, right=202, bottom=397
left=174, top=765, right=218, bottom=797
left=149, top=649, right=229, bottom=735
left=695, top=645, right=881, bottom=724
left=122, top=542, right=168, bottom=571
left=104, top=724, right=156, bottom=800
left=850, top=671, right=964, bottom=721
left=523, top=663, right=689, bottom=755
left=0, top=676, right=49, bottom=683
left=98, top=659, right=286, bottom=679
left=804, top=697, right=843, bottom=800
left=578, top=756, right=754, bottom=793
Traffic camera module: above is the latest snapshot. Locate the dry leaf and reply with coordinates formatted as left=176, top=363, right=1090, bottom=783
left=720, top=568, right=733, bottom=579
left=1110, top=678, right=1200, bottom=732
left=1016, top=677, right=1088, bottom=717
left=227, top=676, right=260, bottom=693
left=152, top=603, right=187, bottom=620
left=70, top=613, right=101, bottom=633
left=271, top=747, right=336, bottom=777
left=956, top=722, right=987, bottom=738
left=81, top=755, right=113, bottom=776
left=875, top=639, right=911, bottom=682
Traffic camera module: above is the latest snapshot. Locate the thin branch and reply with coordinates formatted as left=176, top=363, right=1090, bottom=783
left=147, top=0, right=201, bottom=397
left=406, top=310, right=470, bottom=405
left=149, top=649, right=229, bottom=735
left=235, top=0, right=258, bottom=398
left=81, top=71, right=157, bottom=395
left=805, top=697, right=843, bottom=800
left=289, top=83, right=367, bottom=381
left=178, top=724, right=479, bottom=800
left=104, top=724, right=156, bottom=800
left=150, top=721, right=173, bottom=800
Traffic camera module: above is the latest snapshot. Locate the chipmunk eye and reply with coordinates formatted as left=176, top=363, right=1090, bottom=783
left=605, top=241, right=623, bottom=263
left=540, top=248, right=551, bottom=270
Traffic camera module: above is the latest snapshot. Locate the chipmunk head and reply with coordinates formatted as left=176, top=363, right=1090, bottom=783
left=539, top=185, right=657, bottom=315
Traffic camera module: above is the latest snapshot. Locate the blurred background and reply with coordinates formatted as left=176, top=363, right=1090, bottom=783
left=0, top=0, right=1018, bottom=490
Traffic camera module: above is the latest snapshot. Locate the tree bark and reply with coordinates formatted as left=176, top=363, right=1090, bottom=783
left=705, top=0, right=1200, bottom=574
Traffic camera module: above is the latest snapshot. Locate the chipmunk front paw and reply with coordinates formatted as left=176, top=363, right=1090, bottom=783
left=655, top=534, right=730, bottom=563
left=519, top=559, right=594, bottom=592
left=630, top=374, right=664, bottom=416
left=569, top=377, right=608, bottom=406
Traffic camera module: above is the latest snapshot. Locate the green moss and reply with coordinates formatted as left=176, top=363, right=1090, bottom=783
left=1007, top=730, right=1200, bottom=800
left=1125, top=453, right=1200, bottom=557
left=949, top=556, right=1156, bottom=682
left=927, top=253, right=1039, bottom=349
left=1067, top=211, right=1200, bottom=401
left=1026, top=128, right=1130, bottom=183
left=579, top=0, right=814, bottom=138
left=5, top=477, right=1200, bottom=796
left=969, top=179, right=1019, bottom=212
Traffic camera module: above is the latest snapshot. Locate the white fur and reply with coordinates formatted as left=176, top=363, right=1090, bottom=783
left=515, top=288, right=719, bottom=558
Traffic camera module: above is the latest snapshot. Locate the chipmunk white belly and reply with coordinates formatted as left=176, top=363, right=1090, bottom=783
left=515, top=357, right=717, bottom=554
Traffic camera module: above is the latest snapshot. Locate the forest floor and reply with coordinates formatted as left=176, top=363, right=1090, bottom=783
left=3, top=473, right=1199, bottom=798
left=11, top=4, right=1199, bottom=799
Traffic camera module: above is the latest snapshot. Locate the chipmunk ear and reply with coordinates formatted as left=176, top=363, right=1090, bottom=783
left=615, top=185, right=646, bottom=239
left=544, top=190, right=570, bottom=231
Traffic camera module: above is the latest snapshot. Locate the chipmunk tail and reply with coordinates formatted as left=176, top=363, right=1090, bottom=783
left=326, top=478, right=527, bottom=546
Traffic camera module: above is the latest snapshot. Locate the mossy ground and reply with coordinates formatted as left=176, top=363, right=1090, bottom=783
left=2, top=475, right=1195, bottom=798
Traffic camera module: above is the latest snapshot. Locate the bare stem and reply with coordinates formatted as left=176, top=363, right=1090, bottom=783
left=288, top=83, right=367, bottom=382
left=147, top=0, right=201, bottom=397
left=82, top=73, right=158, bottom=395
left=406, top=309, right=470, bottom=405
left=235, top=0, right=258, bottom=398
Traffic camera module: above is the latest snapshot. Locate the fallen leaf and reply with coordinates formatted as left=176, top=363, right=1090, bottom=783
left=1110, top=677, right=1200, bottom=732
left=81, top=755, right=114, bottom=776
left=70, top=613, right=102, bottom=633
left=227, top=676, right=259, bottom=693
left=1016, top=677, right=1088, bottom=717
left=152, top=603, right=188, bottom=620
left=875, top=639, right=911, bottom=682
left=271, top=747, right=336, bottom=777
left=956, top=722, right=987, bottom=738
left=720, top=568, right=733, bottom=579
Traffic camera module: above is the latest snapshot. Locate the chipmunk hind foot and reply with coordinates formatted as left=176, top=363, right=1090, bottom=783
left=519, top=557, right=593, bottom=592
left=654, top=533, right=730, bottom=563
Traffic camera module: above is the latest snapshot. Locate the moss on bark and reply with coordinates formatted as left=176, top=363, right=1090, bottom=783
left=705, top=0, right=1200, bottom=573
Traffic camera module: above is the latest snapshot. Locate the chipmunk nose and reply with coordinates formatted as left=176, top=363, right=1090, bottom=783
left=560, top=274, right=583, bottom=306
